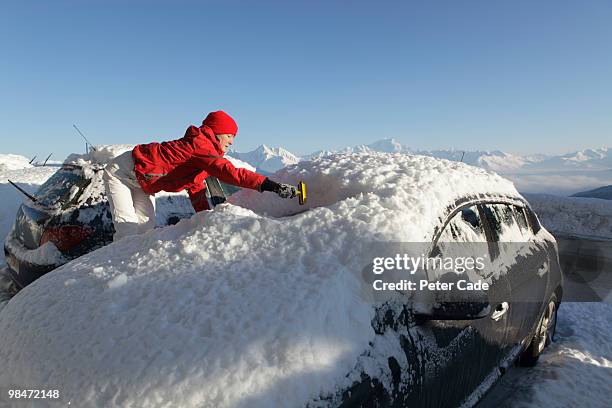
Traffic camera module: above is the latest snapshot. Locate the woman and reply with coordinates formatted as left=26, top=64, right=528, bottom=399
left=103, top=110, right=296, bottom=241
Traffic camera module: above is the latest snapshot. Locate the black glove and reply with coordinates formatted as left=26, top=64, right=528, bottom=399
left=260, top=178, right=297, bottom=199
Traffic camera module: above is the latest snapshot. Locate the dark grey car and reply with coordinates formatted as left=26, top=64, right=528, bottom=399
left=2, top=167, right=563, bottom=407
left=322, top=195, right=563, bottom=407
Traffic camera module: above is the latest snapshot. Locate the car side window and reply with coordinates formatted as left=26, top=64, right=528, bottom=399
left=482, top=203, right=529, bottom=242
left=512, top=205, right=531, bottom=237
left=438, top=206, right=488, bottom=243
left=432, top=205, right=491, bottom=280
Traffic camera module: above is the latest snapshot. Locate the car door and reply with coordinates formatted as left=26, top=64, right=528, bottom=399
left=479, top=202, right=549, bottom=345
left=336, top=204, right=516, bottom=408
left=413, top=204, right=513, bottom=407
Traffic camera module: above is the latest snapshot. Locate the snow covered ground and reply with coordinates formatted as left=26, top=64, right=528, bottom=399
left=0, top=151, right=610, bottom=407
left=480, top=302, right=612, bottom=408
left=524, top=193, right=612, bottom=240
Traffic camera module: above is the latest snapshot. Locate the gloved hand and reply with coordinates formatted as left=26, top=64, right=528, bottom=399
left=277, top=183, right=297, bottom=198
left=260, top=178, right=297, bottom=199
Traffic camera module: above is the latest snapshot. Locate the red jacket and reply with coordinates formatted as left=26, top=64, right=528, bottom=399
left=132, top=125, right=266, bottom=212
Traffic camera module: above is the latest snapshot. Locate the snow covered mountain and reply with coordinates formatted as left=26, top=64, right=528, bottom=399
left=300, top=139, right=546, bottom=172
left=232, top=140, right=611, bottom=195
left=304, top=138, right=411, bottom=160
left=522, top=147, right=612, bottom=171
left=230, top=144, right=300, bottom=174
left=303, top=140, right=612, bottom=173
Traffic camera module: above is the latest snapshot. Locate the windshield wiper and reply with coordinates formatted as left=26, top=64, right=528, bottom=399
left=7, top=180, right=38, bottom=203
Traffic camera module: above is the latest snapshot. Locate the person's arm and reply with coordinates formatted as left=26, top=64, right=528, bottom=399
left=189, top=155, right=266, bottom=190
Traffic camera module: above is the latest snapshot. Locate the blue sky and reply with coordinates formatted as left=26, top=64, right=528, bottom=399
left=1, top=0, right=611, bottom=160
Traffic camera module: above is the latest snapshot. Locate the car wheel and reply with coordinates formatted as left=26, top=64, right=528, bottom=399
left=518, top=294, right=557, bottom=367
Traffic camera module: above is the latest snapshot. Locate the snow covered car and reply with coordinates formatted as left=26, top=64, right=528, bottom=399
left=0, top=153, right=563, bottom=408
left=2, top=146, right=226, bottom=290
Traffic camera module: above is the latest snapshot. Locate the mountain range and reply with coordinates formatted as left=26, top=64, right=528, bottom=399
left=230, top=145, right=300, bottom=175
left=572, top=185, right=612, bottom=200
left=233, top=139, right=612, bottom=175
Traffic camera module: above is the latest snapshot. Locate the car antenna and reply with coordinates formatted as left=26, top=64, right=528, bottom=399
left=7, top=180, right=37, bottom=202
left=42, top=153, right=52, bottom=166
left=460, top=151, right=465, bottom=163
left=28, top=155, right=37, bottom=164
left=73, top=124, right=97, bottom=152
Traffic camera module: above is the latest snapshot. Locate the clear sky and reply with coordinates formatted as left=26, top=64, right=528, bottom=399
left=1, top=0, right=611, bottom=160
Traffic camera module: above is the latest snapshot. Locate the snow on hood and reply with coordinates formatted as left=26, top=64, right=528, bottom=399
left=0, top=153, right=521, bottom=408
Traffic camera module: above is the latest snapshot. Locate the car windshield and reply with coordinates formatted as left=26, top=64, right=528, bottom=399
left=35, top=165, right=85, bottom=208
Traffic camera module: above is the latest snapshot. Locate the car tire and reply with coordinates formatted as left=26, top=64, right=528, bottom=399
left=518, top=294, right=558, bottom=367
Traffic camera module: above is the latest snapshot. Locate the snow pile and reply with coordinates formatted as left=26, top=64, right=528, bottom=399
left=0, top=154, right=33, bottom=171
left=231, top=153, right=519, bottom=229
left=524, top=193, right=612, bottom=239
left=0, top=153, right=523, bottom=407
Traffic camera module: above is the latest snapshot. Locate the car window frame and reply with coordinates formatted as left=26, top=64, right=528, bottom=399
left=432, top=197, right=526, bottom=245
left=430, top=196, right=534, bottom=262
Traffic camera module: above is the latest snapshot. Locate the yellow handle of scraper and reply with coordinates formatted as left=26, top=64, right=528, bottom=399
left=297, top=181, right=307, bottom=205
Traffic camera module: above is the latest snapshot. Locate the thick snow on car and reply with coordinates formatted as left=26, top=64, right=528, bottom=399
left=3, top=145, right=246, bottom=291
left=0, top=152, right=563, bottom=408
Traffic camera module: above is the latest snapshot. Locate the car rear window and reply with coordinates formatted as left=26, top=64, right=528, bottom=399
left=35, top=165, right=86, bottom=208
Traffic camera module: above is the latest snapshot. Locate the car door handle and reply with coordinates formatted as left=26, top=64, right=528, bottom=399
left=491, top=302, right=509, bottom=321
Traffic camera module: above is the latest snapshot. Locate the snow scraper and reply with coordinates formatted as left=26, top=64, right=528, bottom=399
left=297, top=181, right=307, bottom=205
left=205, top=176, right=227, bottom=208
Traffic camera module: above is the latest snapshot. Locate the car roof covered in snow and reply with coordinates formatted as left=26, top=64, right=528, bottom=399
left=0, top=152, right=524, bottom=407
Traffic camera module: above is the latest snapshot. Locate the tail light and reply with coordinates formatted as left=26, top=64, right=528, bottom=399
left=40, top=225, right=93, bottom=252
